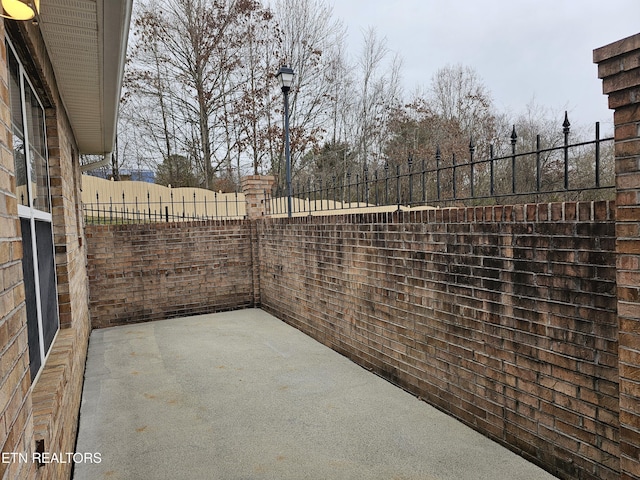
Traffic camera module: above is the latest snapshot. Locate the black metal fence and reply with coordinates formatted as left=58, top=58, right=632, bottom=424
left=271, top=116, right=614, bottom=215
left=84, top=191, right=245, bottom=224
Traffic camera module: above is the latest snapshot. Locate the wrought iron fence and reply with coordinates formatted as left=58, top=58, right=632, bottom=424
left=270, top=116, right=614, bottom=216
left=84, top=190, right=245, bottom=224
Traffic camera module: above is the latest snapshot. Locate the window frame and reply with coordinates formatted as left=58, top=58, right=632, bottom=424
left=6, top=37, right=59, bottom=384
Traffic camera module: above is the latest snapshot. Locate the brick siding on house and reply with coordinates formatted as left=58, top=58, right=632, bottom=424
left=0, top=22, right=37, bottom=480
left=258, top=202, right=619, bottom=480
left=595, top=32, right=640, bottom=480
left=0, top=19, right=93, bottom=480
left=31, top=107, right=90, bottom=480
left=86, top=220, right=255, bottom=329
left=19, top=20, right=93, bottom=480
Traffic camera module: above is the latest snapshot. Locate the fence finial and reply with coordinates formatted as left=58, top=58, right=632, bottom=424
left=563, top=111, right=571, bottom=133
left=510, top=125, right=518, bottom=144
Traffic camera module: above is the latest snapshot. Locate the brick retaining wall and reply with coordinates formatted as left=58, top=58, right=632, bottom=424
left=259, top=202, right=619, bottom=480
left=86, top=220, right=255, bottom=328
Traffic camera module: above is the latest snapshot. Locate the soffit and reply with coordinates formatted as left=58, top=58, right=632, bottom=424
left=38, top=0, right=132, bottom=154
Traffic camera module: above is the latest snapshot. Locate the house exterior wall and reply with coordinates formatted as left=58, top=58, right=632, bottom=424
left=0, top=19, right=91, bottom=480
left=0, top=20, right=37, bottom=480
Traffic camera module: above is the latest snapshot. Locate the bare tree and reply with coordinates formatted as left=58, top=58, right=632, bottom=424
left=429, top=64, right=494, bottom=138
left=349, top=28, right=402, bottom=171
left=126, top=0, right=268, bottom=189
left=231, top=4, right=281, bottom=176
left=125, top=7, right=176, bottom=162
left=155, top=154, right=200, bottom=186
left=324, top=42, right=352, bottom=146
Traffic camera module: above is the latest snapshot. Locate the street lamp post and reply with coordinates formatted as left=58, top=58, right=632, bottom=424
left=276, top=65, right=294, bottom=217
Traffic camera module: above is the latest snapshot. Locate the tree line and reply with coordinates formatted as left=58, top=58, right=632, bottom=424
left=104, top=0, right=612, bottom=201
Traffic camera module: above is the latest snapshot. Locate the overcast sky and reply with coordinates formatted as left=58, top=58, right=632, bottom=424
left=329, top=0, right=639, bottom=133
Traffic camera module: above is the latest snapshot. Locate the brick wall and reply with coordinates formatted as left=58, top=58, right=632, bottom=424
left=0, top=22, right=37, bottom=480
left=32, top=56, right=90, bottom=480
left=258, top=202, right=619, bottom=480
left=86, top=220, right=255, bottom=328
left=0, top=19, right=93, bottom=480
left=595, top=33, right=640, bottom=480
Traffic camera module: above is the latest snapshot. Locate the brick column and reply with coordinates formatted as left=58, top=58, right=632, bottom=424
left=240, top=175, right=275, bottom=306
left=241, top=175, right=275, bottom=220
left=594, top=32, right=640, bottom=480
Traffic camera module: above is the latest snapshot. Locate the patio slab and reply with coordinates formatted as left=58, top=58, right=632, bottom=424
left=73, top=308, right=557, bottom=480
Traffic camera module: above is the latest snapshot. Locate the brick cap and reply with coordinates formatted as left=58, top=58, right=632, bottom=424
left=593, top=32, right=640, bottom=64
left=594, top=32, right=640, bottom=106
left=241, top=175, right=276, bottom=194
left=241, top=175, right=275, bottom=186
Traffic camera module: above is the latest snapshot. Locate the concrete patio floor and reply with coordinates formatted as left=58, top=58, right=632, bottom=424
left=73, top=309, right=557, bottom=480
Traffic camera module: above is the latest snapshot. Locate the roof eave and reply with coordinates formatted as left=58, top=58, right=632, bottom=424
left=38, top=0, right=132, bottom=155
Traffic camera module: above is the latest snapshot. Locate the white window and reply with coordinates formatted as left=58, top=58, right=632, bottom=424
left=7, top=39, right=59, bottom=382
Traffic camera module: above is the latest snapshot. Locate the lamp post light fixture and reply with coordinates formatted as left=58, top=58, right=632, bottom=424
left=276, top=65, right=294, bottom=217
